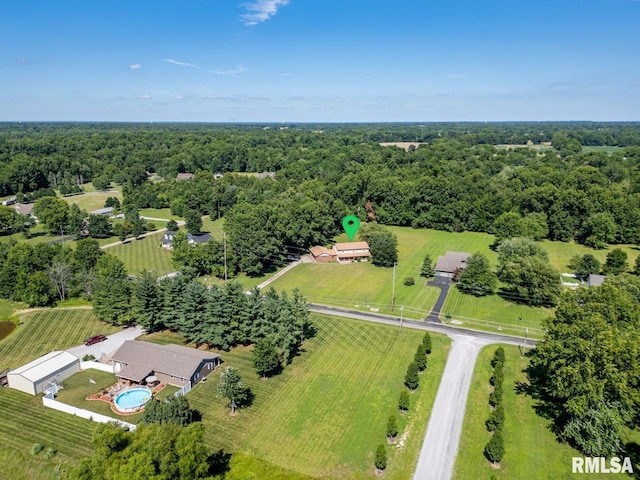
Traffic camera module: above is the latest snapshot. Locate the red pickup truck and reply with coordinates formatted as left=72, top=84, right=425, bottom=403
left=84, top=334, right=107, bottom=346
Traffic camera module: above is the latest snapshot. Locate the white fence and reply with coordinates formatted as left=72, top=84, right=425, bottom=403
left=43, top=391, right=136, bottom=431
left=173, top=382, right=192, bottom=398
left=80, top=361, right=114, bottom=373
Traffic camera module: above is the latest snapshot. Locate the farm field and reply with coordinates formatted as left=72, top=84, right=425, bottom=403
left=0, top=308, right=120, bottom=370
left=441, top=288, right=552, bottom=339
left=453, top=344, right=587, bottom=480
left=106, top=232, right=174, bottom=276
left=144, top=314, right=451, bottom=479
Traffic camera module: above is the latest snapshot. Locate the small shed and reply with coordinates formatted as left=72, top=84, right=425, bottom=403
left=8, top=351, right=80, bottom=395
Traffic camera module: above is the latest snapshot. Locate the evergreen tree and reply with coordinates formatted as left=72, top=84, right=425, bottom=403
left=414, top=344, right=427, bottom=371
left=485, top=403, right=505, bottom=432
left=252, top=339, right=281, bottom=378
left=420, top=254, right=435, bottom=278
left=92, top=254, right=131, bottom=325
left=132, top=270, right=162, bottom=331
left=422, top=332, right=432, bottom=354
left=185, top=209, right=202, bottom=234
left=399, top=390, right=410, bottom=412
left=387, top=415, right=398, bottom=441
left=374, top=444, right=387, bottom=471
left=484, top=431, right=505, bottom=465
left=404, top=362, right=419, bottom=390
left=166, top=219, right=178, bottom=231
left=491, top=347, right=505, bottom=367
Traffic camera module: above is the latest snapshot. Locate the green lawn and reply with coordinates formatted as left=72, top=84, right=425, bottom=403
left=143, top=314, right=451, bottom=479
left=62, top=187, right=122, bottom=213
left=0, top=298, right=26, bottom=321
left=540, top=239, right=639, bottom=274
left=582, top=146, right=624, bottom=153
left=106, top=232, right=175, bottom=276
left=441, top=288, right=551, bottom=339
left=0, top=308, right=120, bottom=370
left=454, top=344, right=595, bottom=480
left=139, top=207, right=179, bottom=220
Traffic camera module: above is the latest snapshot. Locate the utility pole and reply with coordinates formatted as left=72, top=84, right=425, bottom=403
left=391, top=262, right=396, bottom=312
left=223, top=233, right=228, bottom=281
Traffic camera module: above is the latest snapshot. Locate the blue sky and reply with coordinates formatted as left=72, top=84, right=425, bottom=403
left=1, top=0, right=639, bottom=122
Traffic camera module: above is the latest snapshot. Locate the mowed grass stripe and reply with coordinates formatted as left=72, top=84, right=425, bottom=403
left=0, top=308, right=120, bottom=369
left=185, top=314, right=450, bottom=479
left=106, top=234, right=174, bottom=276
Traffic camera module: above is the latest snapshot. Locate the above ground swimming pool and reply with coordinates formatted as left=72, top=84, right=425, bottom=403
left=114, top=386, right=152, bottom=413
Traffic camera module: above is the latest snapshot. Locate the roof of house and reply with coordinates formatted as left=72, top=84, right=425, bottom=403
left=9, top=351, right=79, bottom=382
left=333, top=241, right=370, bottom=252
left=310, top=246, right=336, bottom=257
left=187, top=232, right=211, bottom=244
left=91, top=207, right=114, bottom=215
left=111, top=341, right=220, bottom=382
left=176, top=173, right=194, bottom=180
left=14, top=203, right=34, bottom=216
left=435, top=251, right=470, bottom=273
left=587, top=274, right=606, bottom=287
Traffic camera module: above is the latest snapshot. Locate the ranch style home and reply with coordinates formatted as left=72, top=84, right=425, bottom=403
left=434, top=251, right=470, bottom=278
left=110, top=341, right=221, bottom=387
left=309, top=245, right=337, bottom=263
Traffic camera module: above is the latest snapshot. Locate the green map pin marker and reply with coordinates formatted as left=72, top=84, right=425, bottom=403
left=342, top=215, right=360, bottom=241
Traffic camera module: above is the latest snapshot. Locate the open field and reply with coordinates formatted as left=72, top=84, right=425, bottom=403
left=441, top=288, right=551, bottom=339
left=144, top=314, right=451, bottom=479
left=540, top=239, right=639, bottom=273
left=106, top=233, right=174, bottom=276
left=61, top=186, right=122, bottom=213
left=139, top=207, right=179, bottom=220
left=0, top=308, right=120, bottom=370
left=453, top=345, right=598, bottom=479
left=582, top=145, right=624, bottom=153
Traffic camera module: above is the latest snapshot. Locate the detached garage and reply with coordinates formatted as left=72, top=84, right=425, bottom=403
left=8, top=351, right=80, bottom=395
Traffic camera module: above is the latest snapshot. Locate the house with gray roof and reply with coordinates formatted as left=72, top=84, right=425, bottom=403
left=161, top=231, right=211, bottom=249
left=434, top=251, right=470, bottom=278
left=110, top=341, right=221, bottom=387
left=587, top=274, right=606, bottom=287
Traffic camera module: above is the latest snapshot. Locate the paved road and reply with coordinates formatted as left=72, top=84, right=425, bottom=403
left=413, top=333, right=491, bottom=480
left=66, top=326, right=144, bottom=362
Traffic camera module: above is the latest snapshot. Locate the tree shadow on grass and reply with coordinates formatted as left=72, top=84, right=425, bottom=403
left=208, top=449, right=232, bottom=478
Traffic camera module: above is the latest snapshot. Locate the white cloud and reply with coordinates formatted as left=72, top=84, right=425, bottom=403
left=129, top=64, right=142, bottom=70
left=138, top=95, right=151, bottom=99
left=212, top=65, right=247, bottom=76
left=163, top=59, right=202, bottom=69
left=240, top=0, right=289, bottom=25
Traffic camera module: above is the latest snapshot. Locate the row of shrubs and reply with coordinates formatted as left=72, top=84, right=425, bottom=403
left=484, top=347, right=506, bottom=467
left=373, top=332, right=433, bottom=474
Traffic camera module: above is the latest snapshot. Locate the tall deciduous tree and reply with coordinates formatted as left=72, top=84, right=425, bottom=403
left=33, top=196, right=69, bottom=234
left=359, top=222, right=398, bottom=267
left=604, top=248, right=628, bottom=274
left=457, top=252, right=497, bottom=296
left=216, top=366, right=251, bottom=415
left=568, top=254, right=601, bottom=281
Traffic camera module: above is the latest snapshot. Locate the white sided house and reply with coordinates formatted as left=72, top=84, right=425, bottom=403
left=332, top=241, right=372, bottom=263
left=111, top=341, right=221, bottom=387
left=8, top=351, right=80, bottom=395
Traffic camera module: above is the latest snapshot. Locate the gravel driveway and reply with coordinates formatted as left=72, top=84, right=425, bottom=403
left=413, top=333, right=493, bottom=480
left=66, top=326, right=144, bottom=362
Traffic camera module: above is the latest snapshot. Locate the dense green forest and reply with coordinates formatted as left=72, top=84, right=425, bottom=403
left=3, top=122, right=640, bottom=278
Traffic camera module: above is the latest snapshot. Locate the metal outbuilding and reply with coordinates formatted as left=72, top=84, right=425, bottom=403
left=7, top=351, right=80, bottom=395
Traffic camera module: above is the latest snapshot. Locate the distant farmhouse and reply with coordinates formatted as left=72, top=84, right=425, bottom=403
left=435, top=251, right=470, bottom=278
left=161, top=230, right=211, bottom=249
left=111, top=341, right=221, bottom=387
left=7, top=351, right=80, bottom=395
left=176, top=173, right=194, bottom=181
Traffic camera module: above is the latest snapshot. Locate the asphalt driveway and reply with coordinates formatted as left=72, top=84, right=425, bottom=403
left=66, top=326, right=144, bottom=362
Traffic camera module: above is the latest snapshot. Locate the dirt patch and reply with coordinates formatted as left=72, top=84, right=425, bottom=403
left=379, top=142, right=428, bottom=151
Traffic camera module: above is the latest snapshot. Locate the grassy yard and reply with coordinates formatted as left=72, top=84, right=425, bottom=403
left=0, top=308, right=120, bottom=370
left=453, top=344, right=594, bottom=480
left=106, top=233, right=174, bottom=276
left=441, top=288, right=551, bottom=339
left=540, top=239, right=639, bottom=274
left=582, top=145, right=624, bottom=154
left=143, top=314, right=451, bottom=479
left=62, top=186, right=122, bottom=213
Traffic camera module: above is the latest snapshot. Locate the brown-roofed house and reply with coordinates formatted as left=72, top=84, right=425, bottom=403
left=332, top=241, right=371, bottom=263
left=434, top=251, right=470, bottom=278
left=111, top=340, right=221, bottom=387
left=176, top=173, right=194, bottom=181
left=309, top=246, right=337, bottom=263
